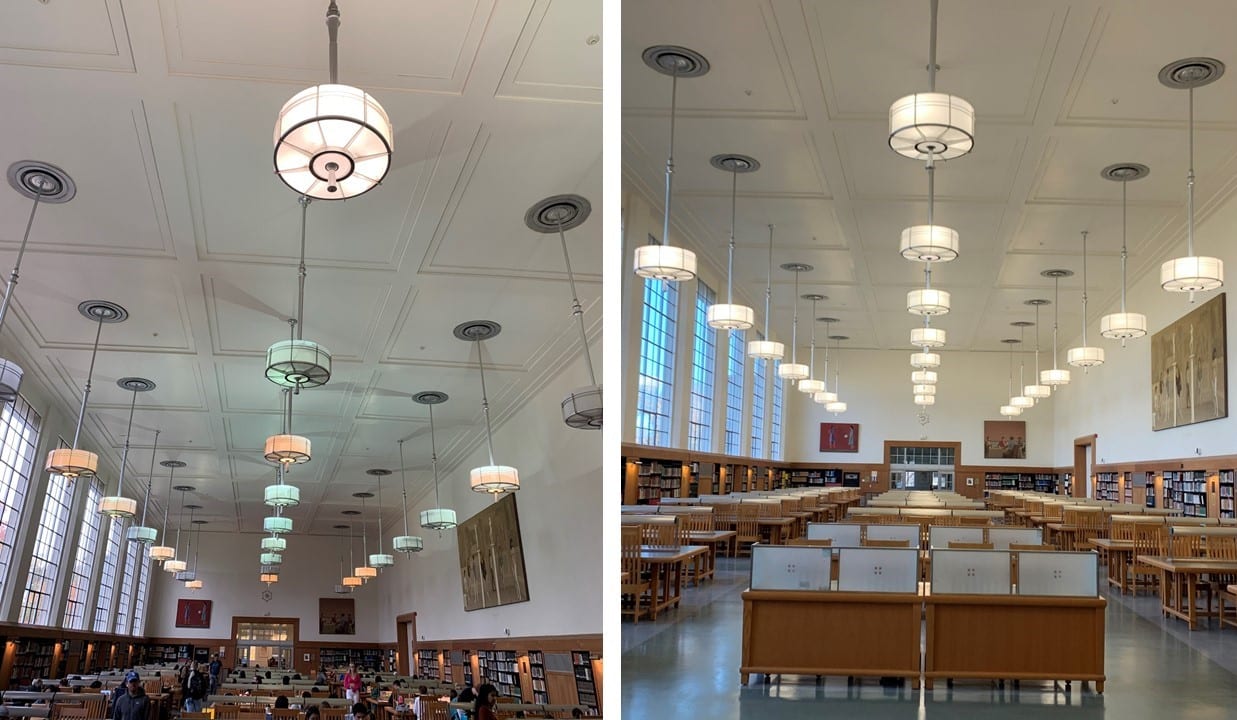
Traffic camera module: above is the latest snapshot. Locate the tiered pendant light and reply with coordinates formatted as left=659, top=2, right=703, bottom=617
left=149, top=460, right=183, bottom=562
left=1158, top=58, right=1225, bottom=298
left=184, top=519, right=205, bottom=589
left=367, top=470, right=394, bottom=569
left=1099, top=163, right=1150, bottom=343
left=101, top=377, right=154, bottom=519
left=999, top=339, right=1023, bottom=417
left=416, top=392, right=457, bottom=531
left=266, top=197, right=331, bottom=391
left=392, top=439, right=424, bottom=554
left=46, top=301, right=128, bottom=478
left=813, top=318, right=839, bottom=405
left=749, top=225, right=785, bottom=360
left=457, top=321, right=520, bottom=494
left=1009, top=323, right=1035, bottom=409
left=706, top=154, right=758, bottom=330
left=1023, top=300, right=1052, bottom=400
left=888, top=1, right=975, bottom=162
left=1067, top=231, right=1104, bottom=370
left=261, top=570, right=280, bottom=587
left=0, top=161, right=75, bottom=402
left=163, top=486, right=191, bottom=574
left=825, top=334, right=848, bottom=415
left=353, top=493, right=377, bottom=580
left=176, top=505, right=202, bottom=580
left=265, top=386, right=306, bottom=496
left=633, top=46, right=707, bottom=281
left=273, top=1, right=392, bottom=200
left=797, top=295, right=826, bottom=394
left=912, top=370, right=938, bottom=385
left=341, top=521, right=362, bottom=589
left=126, top=428, right=161, bottom=543
left=525, top=195, right=602, bottom=429
left=901, top=135, right=961, bottom=264
left=776, top=264, right=811, bottom=381
left=1040, top=270, right=1072, bottom=386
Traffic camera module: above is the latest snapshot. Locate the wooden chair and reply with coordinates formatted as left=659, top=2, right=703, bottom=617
left=1009, top=543, right=1056, bottom=551
left=213, top=707, right=241, bottom=720
left=958, top=516, right=992, bottom=527
left=320, top=706, right=349, bottom=720
left=419, top=701, right=450, bottom=720
left=1131, top=524, right=1166, bottom=595
left=49, top=705, right=87, bottom=720
left=947, top=541, right=994, bottom=550
left=640, top=519, right=678, bottom=548
left=182, top=713, right=213, bottom=720
left=735, top=504, right=761, bottom=556
left=621, top=525, right=651, bottom=623
left=861, top=538, right=910, bottom=548
left=272, top=709, right=301, bottom=720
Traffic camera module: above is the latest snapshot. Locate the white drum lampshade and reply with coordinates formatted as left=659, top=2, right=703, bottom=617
left=1010, top=395, right=1035, bottom=409
left=354, top=565, right=377, bottom=580
left=175, top=570, right=196, bottom=582
left=260, top=552, right=283, bottom=566
left=264, top=516, right=293, bottom=534
left=561, top=385, right=603, bottom=430
left=914, top=394, right=936, bottom=406
left=264, top=434, right=311, bottom=465
left=907, top=288, right=951, bottom=316
left=706, top=303, right=754, bottom=331
left=261, top=573, right=280, bottom=585
left=911, top=370, right=938, bottom=385
left=369, top=553, right=394, bottom=569
left=777, top=362, right=809, bottom=381
left=184, top=579, right=203, bottom=590
left=273, top=84, right=393, bottom=200
left=911, top=352, right=941, bottom=369
left=797, top=378, right=825, bottom=394
left=1161, top=256, right=1223, bottom=293
left=126, top=525, right=157, bottom=544
left=266, top=339, right=332, bottom=389
left=261, top=536, right=287, bottom=553
left=1067, top=346, right=1105, bottom=368
left=45, top=448, right=98, bottom=478
left=1024, top=383, right=1052, bottom=400
left=1000, top=404, right=1023, bottom=417
left=900, top=225, right=960, bottom=263
left=470, top=465, right=520, bottom=494
left=633, top=245, right=697, bottom=281
left=0, top=359, right=24, bottom=404
left=163, top=559, right=187, bottom=574
left=342, top=575, right=363, bottom=588
left=264, top=483, right=301, bottom=507
left=1100, top=312, right=1148, bottom=341
left=825, top=400, right=847, bottom=415
left=748, top=339, right=784, bottom=360
left=99, top=496, right=137, bottom=519
left=1041, top=368, right=1071, bottom=386
left=910, top=327, right=946, bottom=348
left=912, top=384, right=936, bottom=396
left=393, top=535, right=424, bottom=553
left=888, top=93, right=976, bottom=161
left=420, top=508, right=458, bottom=531
left=149, top=545, right=175, bottom=562
left=813, top=390, right=838, bottom=404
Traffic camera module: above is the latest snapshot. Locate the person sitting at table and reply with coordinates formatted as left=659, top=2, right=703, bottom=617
left=304, top=706, right=320, bottom=720
left=275, top=696, right=290, bottom=710
left=352, top=703, right=371, bottom=720
left=473, top=685, right=499, bottom=720
left=302, top=692, right=312, bottom=702
left=570, top=710, right=584, bottom=719
left=282, top=676, right=291, bottom=686
left=316, top=668, right=328, bottom=685
left=112, top=672, right=148, bottom=720
left=410, top=686, right=430, bottom=720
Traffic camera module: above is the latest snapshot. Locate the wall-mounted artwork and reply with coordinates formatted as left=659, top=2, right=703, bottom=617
left=319, top=597, right=356, bottom=634
left=1152, top=293, right=1227, bottom=431
left=984, top=420, right=1026, bottom=459
left=819, top=423, right=859, bottom=452
left=175, top=599, right=212, bottom=628
left=457, top=493, right=530, bottom=612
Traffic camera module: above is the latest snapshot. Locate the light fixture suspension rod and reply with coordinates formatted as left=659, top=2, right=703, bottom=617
left=727, top=168, right=738, bottom=306
left=808, top=298, right=817, bottom=374
left=429, top=404, right=442, bottom=508
left=349, top=522, right=355, bottom=569
left=822, top=320, right=831, bottom=386
left=296, top=196, right=310, bottom=339
left=375, top=475, right=384, bottom=553
left=191, top=516, right=200, bottom=573
left=140, top=430, right=160, bottom=526
left=71, top=315, right=106, bottom=449
left=475, top=340, right=497, bottom=467
left=0, top=182, right=47, bottom=334
left=833, top=336, right=842, bottom=395
left=184, top=507, right=195, bottom=565
left=325, top=1, right=340, bottom=85
left=926, top=153, right=936, bottom=226
left=1120, top=181, right=1128, bottom=311
left=114, top=388, right=139, bottom=496
left=1080, top=231, right=1089, bottom=345
left=361, top=499, right=368, bottom=558
left=764, top=225, right=774, bottom=337
left=1187, top=87, right=1195, bottom=257
left=790, top=271, right=800, bottom=363
left=927, top=0, right=939, bottom=92
left=398, top=440, right=410, bottom=536
left=1052, top=276, right=1061, bottom=369
left=556, top=221, right=595, bottom=386
left=1033, top=304, right=1042, bottom=376
left=1008, top=340, right=1015, bottom=396
left=660, top=63, right=681, bottom=248
left=174, top=488, right=186, bottom=556
left=160, top=464, right=175, bottom=539
left=1018, top=328, right=1026, bottom=388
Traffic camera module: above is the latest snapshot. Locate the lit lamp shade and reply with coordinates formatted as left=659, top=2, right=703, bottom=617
left=777, top=362, right=809, bottom=381
left=261, top=573, right=280, bottom=585
left=797, top=378, right=825, bottom=394
left=813, top=390, right=838, bottom=404
left=45, top=448, right=98, bottom=478
left=263, top=434, right=311, bottom=465
left=748, top=340, right=785, bottom=360
left=1024, top=384, right=1052, bottom=400
left=149, top=545, right=175, bottom=562
left=912, top=384, right=936, bottom=395
left=1041, top=368, right=1071, bottom=386
left=910, top=327, right=946, bottom=348
left=260, top=536, right=287, bottom=553
left=1161, top=256, right=1223, bottom=293
left=260, top=552, right=283, bottom=566
left=354, top=565, right=377, bottom=580
left=911, top=352, right=941, bottom=369
left=561, top=385, right=602, bottom=430
left=273, top=84, right=393, bottom=200
left=907, top=288, right=951, bottom=316
left=888, top=92, right=976, bottom=161
left=900, top=225, right=960, bottom=263
left=633, top=244, right=697, bottom=281
left=470, top=465, right=520, bottom=494
left=126, top=526, right=157, bottom=544
left=369, top=553, right=395, bottom=569
left=265, top=339, right=332, bottom=389
left=1010, top=395, right=1035, bottom=409
left=392, top=535, right=424, bottom=553
left=825, top=400, right=847, bottom=414
left=911, top=370, right=938, bottom=385
left=706, top=303, right=755, bottom=331
left=184, top=580, right=203, bottom=590
left=1100, top=312, right=1148, bottom=340
left=264, top=483, right=301, bottom=506
left=0, top=358, right=24, bottom=404
left=914, top=394, right=935, bottom=406
left=264, top=516, right=293, bottom=534
left=99, top=496, right=137, bottom=518
left=1067, top=345, right=1105, bottom=368
left=420, top=508, right=458, bottom=531
left=175, top=570, right=196, bottom=582
left=999, top=404, right=1023, bottom=417
left=163, top=559, right=187, bottom=574
left=342, top=575, right=363, bottom=588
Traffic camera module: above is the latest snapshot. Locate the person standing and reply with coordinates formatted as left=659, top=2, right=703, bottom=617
left=113, top=672, right=149, bottom=720
left=473, top=684, right=499, bottom=720
left=209, top=654, right=223, bottom=695
left=184, top=662, right=208, bottom=712
left=342, top=665, right=362, bottom=704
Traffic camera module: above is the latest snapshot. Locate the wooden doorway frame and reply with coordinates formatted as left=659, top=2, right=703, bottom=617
left=395, top=612, right=416, bottom=676
left=1074, top=434, right=1097, bottom=499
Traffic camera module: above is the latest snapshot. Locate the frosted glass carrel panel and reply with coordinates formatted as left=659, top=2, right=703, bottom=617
left=750, top=545, right=832, bottom=591
left=865, top=524, right=921, bottom=548
left=837, top=548, right=918, bottom=593
left=929, top=526, right=985, bottom=549
left=1016, top=552, right=1098, bottom=596
left=806, top=523, right=861, bottom=547
left=931, top=550, right=1012, bottom=595
left=988, top=527, right=1043, bottom=549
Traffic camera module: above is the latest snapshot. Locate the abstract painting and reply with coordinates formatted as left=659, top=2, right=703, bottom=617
left=457, top=493, right=530, bottom=612
left=175, top=599, right=212, bottom=628
left=1152, top=293, right=1227, bottom=430
left=319, top=597, right=356, bottom=634
left=984, top=420, right=1026, bottom=459
left=819, top=423, right=859, bottom=452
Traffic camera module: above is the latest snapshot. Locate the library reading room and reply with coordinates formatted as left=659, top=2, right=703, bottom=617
left=620, top=1, right=1237, bottom=718
left=0, top=2, right=601, bottom=720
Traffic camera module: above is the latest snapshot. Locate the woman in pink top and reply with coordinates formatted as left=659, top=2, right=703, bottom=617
left=342, top=665, right=363, bottom=702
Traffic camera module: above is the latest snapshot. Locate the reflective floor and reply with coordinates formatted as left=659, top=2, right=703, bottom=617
left=622, top=557, right=1237, bottom=718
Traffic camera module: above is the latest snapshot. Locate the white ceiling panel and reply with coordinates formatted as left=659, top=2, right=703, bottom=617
left=0, top=0, right=134, bottom=72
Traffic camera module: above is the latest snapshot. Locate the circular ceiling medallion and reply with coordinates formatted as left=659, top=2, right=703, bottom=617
left=341, top=509, right=362, bottom=516
left=332, top=524, right=350, bottom=530
left=172, top=485, right=196, bottom=492
left=1158, top=57, right=1225, bottom=89
left=1040, top=269, right=1074, bottom=279
left=524, top=194, right=591, bottom=234
left=828, top=335, right=849, bottom=341
left=642, top=45, right=710, bottom=78
left=709, top=154, right=761, bottom=173
left=160, top=460, right=187, bottom=469
left=117, top=377, right=156, bottom=392
left=191, top=519, right=208, bottom=525
left=801, top=293, right=826, bottom=301
left=1001, top=338, right=1022, bottom=344
left=183, top=504, right=203, bottom=511
left=1010, top=321, right=1035, bottom=327
left=413, top=391, right=448, bottom=405
left=365, top=468, right=392, bottom=476
left=78, top=300, right=129, bottom=323
left=780, top=262, right=813, bottom=273
left=1101, top=163, right=1150, bottom=183
left=6, top=160, right=76, bottom=203
left=351, top=492, right=374, bottom=499
left=453, top=320, right=502, bottom=342
left=1024, top=298, right=1051, bottom=306
left=816, top=316, right=840, bottom=323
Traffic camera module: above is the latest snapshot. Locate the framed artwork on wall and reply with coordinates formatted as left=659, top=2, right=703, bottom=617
left=175, top=599, right=212, bottom=628
left=457, top=493, right=530, bottom=612
left=984, top=420, right=1026, bottom=459
left=319, top=597, right=356, bottom=634
left=1152, top=293, right=1227, bottom=430
left=819, top=423, right=859, bottom=453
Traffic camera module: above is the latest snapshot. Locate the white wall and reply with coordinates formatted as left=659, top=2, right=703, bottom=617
left=785, top=348, right=1057, bottom=466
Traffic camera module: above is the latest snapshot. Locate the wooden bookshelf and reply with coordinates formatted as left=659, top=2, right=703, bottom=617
left=571, top=651, right=598, bottom=713
left=476, top=650, right=519, bottom=699
left=1095, top=472, right=1119, bottom=501
left=527, top=651, right=549, bottom=704
left=634, top=460, right=683, bottom=503
left=416, top=648, right=439, bottom=680
left=1220, top=470, right=1235, bottom=519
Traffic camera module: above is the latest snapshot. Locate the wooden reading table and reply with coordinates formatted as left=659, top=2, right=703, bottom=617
left=1137, top=555, right=1237, bottom=629
left=640, top=545, right=708, bottom=620
left=1090, top=538, right=1136, bottom=594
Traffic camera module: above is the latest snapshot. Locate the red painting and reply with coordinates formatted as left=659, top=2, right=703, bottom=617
left=175, top=599, right=212, bottom=628
left=819, top=423, right=859, bottom=453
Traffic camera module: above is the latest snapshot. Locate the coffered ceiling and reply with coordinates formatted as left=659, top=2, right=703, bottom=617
left=0, top=0, right=600, bottom=533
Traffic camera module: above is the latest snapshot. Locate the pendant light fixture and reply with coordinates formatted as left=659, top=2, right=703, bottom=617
left=912, top=369, right=938, bottom=385
left=1099, top=163, right=1151, bottom=343
left=456, top=321, right=520, bottom=494
left=264, top=510, right=293, bottom=536
left=126, top=428, right=161, bottom=543
left=265, top=386, right=307, bottom=498
left=262, top=569, right=280, bottom=587
left=813, top=317, right=839, bottom=405
left=273, top=1, right=392, bottom=199
left=1040, top=270, right=1072, bottom=386
left=999, top=339, right=1023, bottom=417
left=0, top=161, right=75, bottom=402
left=148, top=460, right=184, bottom=562
left=366, top=470, right=394, bottom=569
left=907, top=265, right=951, bottom=316
left=914, top=393, right=935, bottom=407
left=416, top=392, right=457, bottom=531
left=163, top=486, right=192, bottom=574
left=1009, top=323, right=1035, bottom=409
left=353, top=492, right=377, bottom=580
left=45, top=300, right=128, bottom=478
left=101, top=377, right=154, bottom=518
left=1158, top=57, right=1225, bottom=298
left=633, top=46, right=707, bottom=281
left=526, top=195, right=602, bottom=429
left=797, top=295, right=826, bottom=394
left=706, top=154, right=758, bottom=330
left=1067, top=231, right=1104, bottom=370
left=888, top=0, right=975, bottom=162
left=184, top=519, right=205, bottom=589
left=266, top=198, right=332, bottom=391
left=392, top=439, right=424, bottom=553
left=900, top=139, right=960, bottom=263
left=825, top=334, right=848, bottom=415
left=749, top=225, right=785, bottom=360
left=261, top=533, right=287, bottom=554
left=330, top=525, right=350, bottom=592
left=1023, top=299, right=1052, bottom=400
left=176, top=505, right=200, bottom=581
left=776, top=264, right=811, bottom=381
left=341, top=518, right=363, bottom=588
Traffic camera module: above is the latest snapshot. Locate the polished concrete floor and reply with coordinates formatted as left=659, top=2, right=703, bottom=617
left=622, top=557, right=1237, bottom=718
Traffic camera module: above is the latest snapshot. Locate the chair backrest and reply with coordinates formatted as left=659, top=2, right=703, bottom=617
left=861, top=538, right=910, bottom=548
left=957, top=516, right=992, bottom=526
left=1134, top=523, right=1166, bottom=558
left=51, top=705, right=88, bottom=720
left=736, top=503, right=760, bottom=539
left=787, top=538, right=833, bottom=547
left=1207, top=535, right=1237, bottom=560
left=1009, top=543, right=1056, bottom=551
left=419, top=701, right=450, bottom=720
left=641, top=518, right=678, bottom=548
left=321, top=706, right=348, bottom=720
left=214, top=706, right=241, bottom=719
left=272, top=710, right=300, bottom=720
left=948, top=541, right=994, bottom=550
left=181, top=713, right=213, bottom=720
